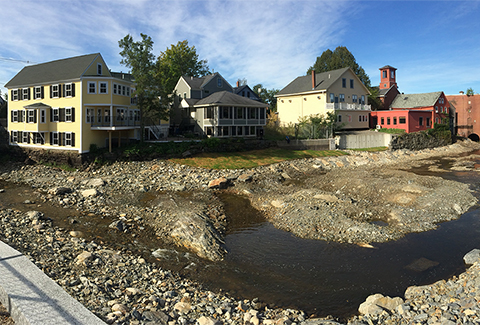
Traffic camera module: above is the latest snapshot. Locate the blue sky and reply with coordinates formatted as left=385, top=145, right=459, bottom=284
left=1, top=0, right=479, bottom=98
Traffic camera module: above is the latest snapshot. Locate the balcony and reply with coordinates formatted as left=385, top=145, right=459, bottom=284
left=90, top=113, right=140, bottom=130
left=326, top=103, right=371, bottom=110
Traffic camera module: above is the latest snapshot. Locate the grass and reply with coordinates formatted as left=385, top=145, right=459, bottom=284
left=41, top=161, right=77, bottom=172
left=169, top=148, right=348, bottom=169
left=376, top=128, right=406, bottom=134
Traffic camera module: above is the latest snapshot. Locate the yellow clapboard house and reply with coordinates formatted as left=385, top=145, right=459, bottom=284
left=5, top=53, right=140, bottom=153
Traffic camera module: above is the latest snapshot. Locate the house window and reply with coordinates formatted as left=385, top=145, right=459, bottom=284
left=387, top=117, right=391, bottom=125
left=86, top=108, right=94, bottom=123
left=97, top=109, right=102, bottom=123
left=12, top=110, right=18, bottom=122
left=11, top=131, right=18, bottom=143
left=34, top=86, right=43, bottom=99
left=236, top=107, right=244, bottom=119
left=51, top=132, right=59, bottom=146
left=97, top=63, right=102, bottom=75
left=237, top=126, right=243, bottom=135
left=22, top=88, right=30, bottom=100
left=105, top=109, right=111, bottom=123
left=358, top=115, right=362, bottom=122
left=426, top=118, right=431, bottom=127
left=65, top=133, right=73, bottom=146
left=205, top=107, right=213, bottom=119
left=65, top=107, right=73, bottom=122
left=342, top=78, right=346, bottom=88
left=381, top=117, right=384, bottom=124
left=337, top=114, right=342, bottom=123
left=439, top=98, right=444, bottom=104
left=33, top=133, right=45, bottom=144
left=350, top=79, right=354, bottom=89
left=435, top=117, right=439, bottom=124
left=419, top=117, right=424, bottom=126
left=399, top=116, right=406, bottom=124
left=205, top=126, right=214, bottom=136
left=27, top=109, right=35, bottom=123
left=88, top=82, right=96, bottom=94
left=361, top=95, right=365, bottom=105
left=330, top=93, right=335, bottom=103
left=352, top=95, right=357, bottom=103
left=122, top=86, right=126, bottom=96
left=64, top=83, right=74, bottom=97
left=217, top=78, right=223, bottom=87
left=12, top=89, right=19, bottom=101
left=250, top=126, right=256, bottom=135
left=22, top=132, right=29, bottom=143
left=248, top=107, right=257, bottom=119
left=391, top=70, right=395, bottom=78
left=134, top=110, right=140, bottom=121
left=220, top=107, right=230, bottom=119
left=127, top=87, right=130, bottom=96
left=40, top=109, right=46, bottom=123
left=183, top=92, right=187, bottom=99
left=221, top=126, right=229, bottom=136
left=116, top=108, right=125, bottom=121
left=339, top=94, right=345, bottom=102
left=51, top=84, right=60, bottom=98
left=393, top=117, right=397, bottom=125
left=100, top=82, right=108, bottom=94
left=113, top=84, right=118, bottom=94
left=52, top=108, right=59, bottom=122
left=383, top=71, right=387, bottom=78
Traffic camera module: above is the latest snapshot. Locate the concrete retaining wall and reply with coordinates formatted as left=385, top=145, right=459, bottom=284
left=337, top=131, right=394, bottom=149
left=276, top=138, right=336, bottom=150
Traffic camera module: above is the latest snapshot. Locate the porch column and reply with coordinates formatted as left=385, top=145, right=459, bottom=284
left=108, top=131, right=112, bottom=153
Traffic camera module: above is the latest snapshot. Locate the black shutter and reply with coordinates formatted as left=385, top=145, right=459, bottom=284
left=18, top=131, right=22, bottom=143
left=71, top=107, right=75, bottom=122
left=59, top=84, right=62, bottom=98
left=71, top=133, right=75, bottom=147
left=11, top=110, right=14, bottom=122
left=71, top=84, right=75, bottom=97
left=21, top=111, right=25, bottom=122
left=27, top=88, right=31, bottom=100
left=33, top=110, right=37, bottom=123
left=26, top=132, right=30, bottom=144
left=50, top=85, right=53, bottom=98
left=62, top=84, right=65, bottom=97
left=60, top=108, right=65, bottom=122
left=50, top=108, right=53, bottom=122
left=41, top=86, right=44, bottom=99
left=61, top=133, right=65, bottom=146
left=11, top=90, right=14, bottom=100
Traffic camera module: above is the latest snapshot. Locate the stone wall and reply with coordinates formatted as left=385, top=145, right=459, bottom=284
left=390, top=131, right=451, bottom=151
left=21, top=148, right=85, bottom=167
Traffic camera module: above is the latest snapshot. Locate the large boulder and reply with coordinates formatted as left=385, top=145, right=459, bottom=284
left=464, top=248, right=480, bottom=265
left=170, top=212, right=226, bottom=261
left=358, top=293, right=404, bottom=315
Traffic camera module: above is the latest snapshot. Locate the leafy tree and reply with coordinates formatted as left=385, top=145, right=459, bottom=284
left=0, top=90, right=7, bottom=118
left=253, top=84, right=279, bottom=112
left=296, top=111, right=341, bottom=139
left=119, top=34, right=165, bottom=141
left=368, top=87, right=383, bottom=111
left=155, top=40, right=209, bottom=95
left=466, top=88, right=475, bottom=96
left=307, top=46, right=371, bottom=88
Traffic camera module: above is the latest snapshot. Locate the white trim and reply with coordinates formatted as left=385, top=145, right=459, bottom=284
left=88, top=81, right=96, bottom=94
left=51, top=84, right=60, bottom=98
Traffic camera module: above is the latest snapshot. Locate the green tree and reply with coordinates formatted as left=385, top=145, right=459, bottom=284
left=0, top=90, right=7, bottom=118
left=368, top=87, right=383, bottom=111
left=307, top=46, right=371, bottom=88
left=253, top=84, right=279, bottom=112
left=155, top=40, right=210, bottom=95
left=119, top=34, right=165, bottom=141
left=296, top=111, right=340, bottom=139
left=466, top=88, right=475, bottom=96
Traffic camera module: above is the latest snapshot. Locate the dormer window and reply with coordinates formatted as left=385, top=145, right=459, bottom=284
left=217, top=78, right=222, bottom=87
left=97, top=63, right=102, bottom=75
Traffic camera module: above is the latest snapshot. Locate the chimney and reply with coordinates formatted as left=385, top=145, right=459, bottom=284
left=460, top=91, right=465, bottom=95
left=237, top=80, right=240, bottom=87
left=311, top=70, right=316, bottom=90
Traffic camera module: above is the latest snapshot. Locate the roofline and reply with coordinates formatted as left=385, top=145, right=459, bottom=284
left=275, top=89, right=327, bottom=98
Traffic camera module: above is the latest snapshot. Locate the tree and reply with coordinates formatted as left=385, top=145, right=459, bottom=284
left=307, top=46, right=371, bottom=88
left=155, top=40, right=210, bottom=96
left=119, top=34, right=164, bottom=141
left=466, top=88, right=475, bottom=96
left=0, top=90, right=7, bottom=119
left=253, top=84, right=279, bottom=112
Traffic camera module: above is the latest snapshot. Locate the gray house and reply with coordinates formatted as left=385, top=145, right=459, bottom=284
left=172, top=73, right=267, bottom=137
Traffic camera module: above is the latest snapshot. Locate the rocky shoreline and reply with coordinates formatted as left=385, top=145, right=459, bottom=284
left=1, top=140, right=480, bottom=324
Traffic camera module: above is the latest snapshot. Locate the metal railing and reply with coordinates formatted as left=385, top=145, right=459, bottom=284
left=90, top=113, right=140, bottom=127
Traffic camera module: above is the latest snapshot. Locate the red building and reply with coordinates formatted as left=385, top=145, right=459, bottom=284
left=371, top=91, right=451, bottom=133
left=377, top=65, right=400, bottom=110
left=446, top=93, right=480, bottom=141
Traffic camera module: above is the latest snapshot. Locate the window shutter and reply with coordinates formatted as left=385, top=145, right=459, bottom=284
left=11, top=90, right=14, bottom=99
left=50, top=132, right=53, bottom=145
left=41, top=86, right=44, bottom=99
left=61, top=133, right=65, bottom=146
left=10, top=131, right=12, bottom=143
left=18, top=131, right=22, bottom=142
left=59, top=84, right=62, bottom=98
left=71, top=107, right=75, bottom=122
left=71, top=133, right=75, bottom=147
left=21, top=111, right=25, bottom=122
left=50, top=108, right=53, bottom=122
left=50, top=85, right=53, bottom=98
left=60, top=108, right=65, bottom=122
left=11, top=111, right=14, bottom=122
left=27, top=88, right=31, bottom=100
left=62, top=84, right=65, bottom=98
left=33, top=110, right=37, bottom=123
left=72, top=84, right=75, bottom=97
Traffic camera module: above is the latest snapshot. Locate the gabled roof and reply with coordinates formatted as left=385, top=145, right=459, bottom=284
left=379, top=65, right=396, bottom=70
left=233, top=85, right=261, bottom=101
left=5, top=53, right=104, bottom=88
left=191, top=91, right=267, bottom=107
left=182, top=72, right=221, bottom=90
left=276, top=67, right=370, bottom=97
left=391, top=91, right=443, bottom=109
left=378, top=84, right=399, bottom=97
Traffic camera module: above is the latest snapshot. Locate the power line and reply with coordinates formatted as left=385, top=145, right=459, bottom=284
left=0, top=57, right=36, bottom=64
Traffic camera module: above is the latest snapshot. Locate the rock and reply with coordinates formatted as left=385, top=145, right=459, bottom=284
left=208, top=177, right=229, bottom=189
left=173, top=301, right=191, bottom=314
left=143, top=310, right=169, bottom=324
left=75, top=251, right=93, bottom=265
left=198, top=316, right=221, bottom=325
left=463, top=248, right=480, bottom=265
left=170, top=212, right=226, bottom=261
left=313, top=194, right=339, bottom=202
left=238, top=174, right=253, bottom=182
left=109, top=220, right=125, bottom=232
left=85, top=178, right=105, bottom=187
left=48, top=187, right=72, bottom=195
left=81, top=188, right=98, bottom=197
left=405, top=257, right=439, bottom=272
left=271, top=200, right=285, bottom=208
left=69, top=230, right=84, bottom=237
left=358, top=293, right=403, bottom=315
left=111, top=303, right=128, bottom=314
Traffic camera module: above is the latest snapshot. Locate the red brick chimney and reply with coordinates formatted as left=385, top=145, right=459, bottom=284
left=236, top=80, right=240, bottom=87
left=311, top=70, right=316, bottom=90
